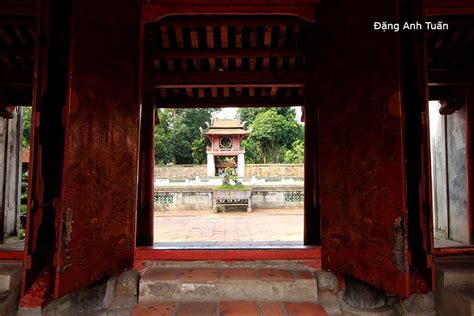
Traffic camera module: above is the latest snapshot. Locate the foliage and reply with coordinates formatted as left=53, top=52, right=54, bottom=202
left=154, top=108, right=219, bottom=164
left=284, top=139, right=305, bottom=163
left=191, top=137, right=210, bottom=164
left=238, top=107, right=297, bottom=128
left=18, top=228, right=26, bottom=240
left=20, top=171, right=28, bottom=205
left=214, top=184, right=250, bottom=190
left=241, top=109, right=303, bottom=163
left=22, top=107, right=32, bottom=148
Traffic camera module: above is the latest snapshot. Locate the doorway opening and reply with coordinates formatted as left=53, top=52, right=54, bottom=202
left=139, top=14, right=318, bottom=249
left=0, top=106, right=30, bottom=252
left=426, top=15, right=474, bottom=249
left=428, top=100, right=470, bottom=248
left=153, top=106, right=305, bottom=248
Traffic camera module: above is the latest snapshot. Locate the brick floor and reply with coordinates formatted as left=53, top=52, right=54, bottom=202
left=259, top=269, right=295, bottom=282
left=220, top=268, right=257, bottom=281
left=131, top=301, right=177, bottom=316
left=132, top=301, right=328, bottom=316
left=176, top=302, right=218, bottom=316
left=154, top=208, right=303, bottom=248
left=179, top=268, right=220, bottom=282
left=259, top=302, right=285, bottom=316
left=284, top=302, right=328, bottom=316
left=220, top=301, right=259, bottom=316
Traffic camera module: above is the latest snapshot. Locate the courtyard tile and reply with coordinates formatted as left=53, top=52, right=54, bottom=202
left=154, top=208, right=303, bottom=248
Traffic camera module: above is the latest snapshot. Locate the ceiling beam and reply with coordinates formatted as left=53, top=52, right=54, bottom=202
left=0, top=16, right=35, bottom=27
left=428, top=47, right=474, bottom=61
left=144, top=0, right=320, bottom=5
left=0, top=69, right=33, bottom=87
left=156, top=83, right=305, bottom=89
left=145, top=15, right=312, bottom=27
left=428, top=69, right=474, bottom=85
left=0, top=1, right=36, bottom=17
left=153, top=48, right=305, bottom=60
left=0, top=47, right=35, bottom=59
left=425, top=0, right=474, bottom=15
left=155, top=96, right=304, bottom=108
left=153, top=71, right=306, bottom=87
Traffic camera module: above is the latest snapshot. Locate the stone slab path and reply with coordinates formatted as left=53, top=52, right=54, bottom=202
left=154, top=208, right=303, bottom=248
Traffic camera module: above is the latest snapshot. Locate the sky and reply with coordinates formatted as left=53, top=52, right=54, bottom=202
left=215, top=106, right=303, bottom=122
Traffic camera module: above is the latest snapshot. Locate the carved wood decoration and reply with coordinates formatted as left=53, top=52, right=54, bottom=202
left=315, top=0, right=413, bottom=297
left=52, top=0, right=140, bottom=298
left=0, top=0, right=36, bottom=106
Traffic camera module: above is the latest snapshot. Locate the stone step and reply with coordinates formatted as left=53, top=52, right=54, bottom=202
left=0, top=260, right=23, bottom=316
left=140, top=259, right=314, bottom=271
left=436, top=256, right=474, bottom=288
left=139, top=267, right=318, bottom=303
left=132, top=300, right=328, bottom=316
left=0, top=264, right=21, bottom=292
left=435, top=256, right=474, bottom=316
left=437, top=285, right=474, bottom=316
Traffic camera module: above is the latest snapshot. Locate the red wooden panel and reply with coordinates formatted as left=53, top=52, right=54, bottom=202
left=316, top=0, right=412, bottom=297
left=52, top=0, right=140, bottom=298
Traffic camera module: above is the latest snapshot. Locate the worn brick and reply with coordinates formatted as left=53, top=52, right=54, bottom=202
left=179, top=268, right=219, bottom=283
left=259, top=269, right=294, bottom=282
left=131, top=301, right=176, bottom=316
left=284, top=302, right=327, bottom=316
left=259, top=302, right=285, bottom=316
left=220, top=301, right=259, bottom=316
left=220, top=269, right=257, bottom=281
left=176, top=301, right=218, bottom=316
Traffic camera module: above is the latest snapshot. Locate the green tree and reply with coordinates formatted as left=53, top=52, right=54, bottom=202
left=191, top=137, right=210, bottom=164
left=284, top=139, right=304, bottom=163
left=21, top=107, right=32, bottom=148
left=238, top=107, right=297, bottom=128
left=154, top=108, right=219, bottom=164
left=244, top=110, right=303, bottom=163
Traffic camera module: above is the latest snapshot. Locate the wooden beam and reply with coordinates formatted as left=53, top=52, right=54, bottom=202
left=145, top=15, right=313, bottom=27
left=155, top=96, right=304, bottom=107
left=156, top=83, right=304, bottom=89
left=429, top=47, right=474, bottom=61
left=425, top=0, right=474, bottom=15
left=0, top=1, right=36, bottom=16
left=0, top=47, right=34, bottom=59
left=153, top=71, right=306, bottom=87
left=428, top=69, right=474, bottom=85
left=143, top=0, right=320, bottom=5
left=0, top=16, right=35, bottom=27
left=0, top=69, right=33, bottom=86
left=154, top=48, right=305, bottom=59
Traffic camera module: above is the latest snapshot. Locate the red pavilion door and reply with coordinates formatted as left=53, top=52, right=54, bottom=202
left=51, top=0, right=141, bottom=298
left=314, top=0, right=431, bottom=297
left=21, top=0, right=141, bottom=301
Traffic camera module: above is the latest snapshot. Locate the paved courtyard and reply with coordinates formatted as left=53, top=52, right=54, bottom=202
left=154, top=208, right=304, bottom=248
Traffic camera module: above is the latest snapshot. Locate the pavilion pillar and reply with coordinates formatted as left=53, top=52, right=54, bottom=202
left=0, top=108, right=22, bottom=243
left=207, top=154, right=215, bottom=177
left=137, top=22, right=155, bottom=247
left=237, top=154, right=245, bottom=177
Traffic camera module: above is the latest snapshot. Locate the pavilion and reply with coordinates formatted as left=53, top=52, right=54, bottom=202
left=203, top=119, right=249, bottom=177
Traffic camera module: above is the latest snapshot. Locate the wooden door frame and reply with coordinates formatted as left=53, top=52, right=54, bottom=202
left=135, top=2, right=322, bottom=251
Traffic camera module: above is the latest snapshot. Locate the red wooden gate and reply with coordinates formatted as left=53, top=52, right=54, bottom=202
left=315, top=0, right=431, bottom=297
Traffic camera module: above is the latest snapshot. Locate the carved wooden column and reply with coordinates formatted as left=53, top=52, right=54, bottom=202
left=468, top=85, right=474, bottom=243
left=303, top=23, right=320, bottom=246
left=136, top=22, right=155, bottom=247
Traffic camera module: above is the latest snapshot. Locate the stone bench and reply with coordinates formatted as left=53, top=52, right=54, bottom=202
left=213, top=190, right=252, bottom=213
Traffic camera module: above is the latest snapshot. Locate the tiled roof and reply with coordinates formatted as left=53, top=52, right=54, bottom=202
left=209, top=119, right=243, bottom=128
left=203, top=128, right=249, bottom=135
